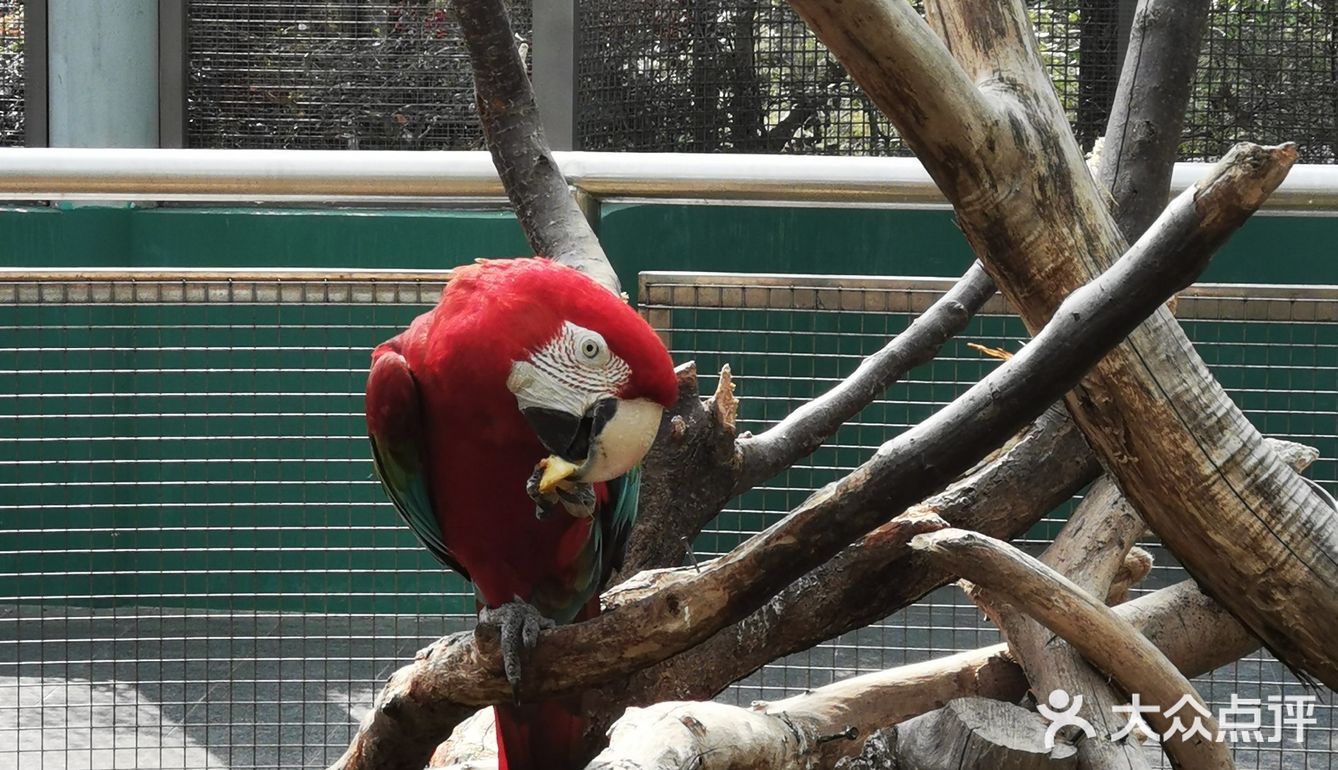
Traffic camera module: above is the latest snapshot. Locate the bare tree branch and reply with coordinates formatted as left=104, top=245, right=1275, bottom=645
left=793, top=0, right=1337, bottom=686
left=734, top=261, right=996, bottom=490
left=587, top=576, right=1259, bottom=770
left=451, top=0, right=618, bottom=291
left=989, top=475, right=1153, bottom=770
left=626, top=261, right=994, bottom=575
left=1100, top=0, right=1212, bottom=239
left=912, top=528, right=1235, bottom=770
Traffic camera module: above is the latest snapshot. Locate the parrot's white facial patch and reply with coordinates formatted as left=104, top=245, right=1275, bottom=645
left=506, top=321, right=632, bottom=412
left=574, top=397, right=662, bottom=483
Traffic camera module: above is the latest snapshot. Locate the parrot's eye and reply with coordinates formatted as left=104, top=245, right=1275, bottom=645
left=574, top=330, right=610, bottom=368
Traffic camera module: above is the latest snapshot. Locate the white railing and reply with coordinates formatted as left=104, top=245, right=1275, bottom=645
left=2, top=148, right=1338, bottom=210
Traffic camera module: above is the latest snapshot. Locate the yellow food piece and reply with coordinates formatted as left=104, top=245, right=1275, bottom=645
left=537, top=456, right=580, bottom=494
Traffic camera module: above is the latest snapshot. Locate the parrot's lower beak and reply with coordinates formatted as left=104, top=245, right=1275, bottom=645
left=524, top=397, right=663, bottom=487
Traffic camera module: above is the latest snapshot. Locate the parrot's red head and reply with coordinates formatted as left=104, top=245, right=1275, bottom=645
left=444, top=258, right=677, bottom=484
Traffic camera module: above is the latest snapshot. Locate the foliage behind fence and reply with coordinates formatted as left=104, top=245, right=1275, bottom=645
left=0, top=1, right=1334, bottom=160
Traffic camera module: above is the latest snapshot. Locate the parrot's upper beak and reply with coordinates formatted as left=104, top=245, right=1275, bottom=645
left=523, top=397, right=662, bottom=487
left=522, top=398, right=618, bottom=464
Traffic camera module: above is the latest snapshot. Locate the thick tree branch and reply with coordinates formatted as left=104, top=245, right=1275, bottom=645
left=1100, top=0, right=1212, bottom=239
left=784, top=0, right=996, bottom=204
left=452, top=0, right=617, bottom=292
left=794, top=0, right=1338, bottom=686
left=606, top=404, right=1095, bottom=709
left=587, top=577, right=1258, bottom=770
left=328, top=152, right=1264, bottom=770
left=991, top=475, right=1152, bottom=770
left=626, top=261, right=994, bottom=575
left=912, top=529, right=1235, bottom=770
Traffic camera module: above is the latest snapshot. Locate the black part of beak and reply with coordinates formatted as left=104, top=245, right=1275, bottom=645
left=522, top=398, right=619, bottom=463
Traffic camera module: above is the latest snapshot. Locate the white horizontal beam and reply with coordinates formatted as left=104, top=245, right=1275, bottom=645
left=0, top=148, right=1336, bottom=210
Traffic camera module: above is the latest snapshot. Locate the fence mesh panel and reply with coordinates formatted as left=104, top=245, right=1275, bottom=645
left=188, top=0, right=531, bottom=150
left=1, top=271, right=1334, bottom=768
left=1184, top=2, right=1338, bottom=162
left=0, top=0, right=22, bottom=147
left=576, top=0, right=1115, bottom=155
left=0, top=1, right=1320, bottom=160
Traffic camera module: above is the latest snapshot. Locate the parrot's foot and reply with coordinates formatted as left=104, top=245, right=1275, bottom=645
left=526, top=465, right=597, bottom=520
left=477, top=600, right=555, bottom=699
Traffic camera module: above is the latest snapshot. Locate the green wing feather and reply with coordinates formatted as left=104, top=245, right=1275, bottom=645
left=598, top=465, right=642, bottom=587
left=366, top=351, right=469, bottom=580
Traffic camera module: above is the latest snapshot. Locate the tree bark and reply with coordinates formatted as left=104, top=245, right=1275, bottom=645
left=586, top=577, right=1260, bottom=770
left=789, top=0, right=1338, bottom=687
left=1100, top=0, right=1212, bottom=240
left=451, top=0, right=618, bottom=292
left=911, top=528, right=1235, bottom=770
left=886, top=698, right=1078, bottom=770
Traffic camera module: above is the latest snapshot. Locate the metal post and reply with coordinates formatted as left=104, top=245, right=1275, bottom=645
left=158, top=0, right=187, bottom=148
left=47, top=0, right=159, bottom=148
left=532, top=0, right=578, bottom=151
left=23, top=0, right=47, bottom=147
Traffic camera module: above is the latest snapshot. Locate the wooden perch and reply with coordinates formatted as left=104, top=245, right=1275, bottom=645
left=328, top=150, right=1282, bottom=770
left=1099, top=0, right=1212, bottom=239
left=991, top=474, right=1152, bottom=770
left=608, top=0, right=1216, bottom=717
left=625, top=260, right=996, bottom=575
left=452, top=0, right=617, bottom=291
left=911, top=528, right=1234, bottom=770
left=790, top=0, right=1336, bottom=686
left=602, top=404, right=1097, bottom=713
left=586, top=577, right=1258, bottom=770
left=880, top=698, right=1078, bottom=770
left=991, top=436, right=1316, bottom=770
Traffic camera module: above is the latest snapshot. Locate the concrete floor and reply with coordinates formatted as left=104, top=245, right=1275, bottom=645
left=1, top=591, right=1332, bottom=770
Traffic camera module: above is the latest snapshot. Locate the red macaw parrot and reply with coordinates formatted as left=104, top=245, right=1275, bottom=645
left=363, top=257, right=677, bottom=770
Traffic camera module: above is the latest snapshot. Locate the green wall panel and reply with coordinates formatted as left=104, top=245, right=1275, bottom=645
left=1, top=203, right=1335, bottom=285
left=0, top=202, right=1335, bottom=614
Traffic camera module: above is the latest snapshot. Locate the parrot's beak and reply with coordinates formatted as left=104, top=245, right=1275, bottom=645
left=523, top=397, right=663, bottom=487
left=522, top=398, right=618, bottom=464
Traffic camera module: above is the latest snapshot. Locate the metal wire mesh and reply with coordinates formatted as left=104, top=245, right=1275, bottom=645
left=577, top=0, right=1338, bottom=162
left=0, top=0, right=22, bottom=147
left=0, top=275, right=476, bottom=769
left=575, top=0, right=1118, bottom=154
left=1183, top=1, right=1338, bottom=163
left=187, top=0, right=531, bottom=150
left=0, top=270, right=1334, bottom=769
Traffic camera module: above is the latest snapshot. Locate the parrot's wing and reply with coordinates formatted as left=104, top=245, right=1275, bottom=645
left=598, top=464, right=642, bottom=587
left=365, top=350, right=469, bottom=580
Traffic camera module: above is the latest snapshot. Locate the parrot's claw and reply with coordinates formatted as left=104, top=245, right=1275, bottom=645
left=526, top=465, right=597, bottom=520
left=554, top=482, right=597, bottom=518
left=477, top=600, right=555, bottom=700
